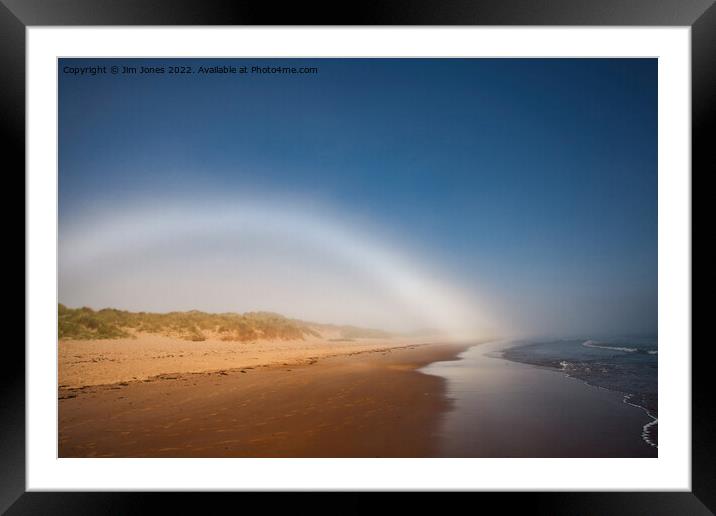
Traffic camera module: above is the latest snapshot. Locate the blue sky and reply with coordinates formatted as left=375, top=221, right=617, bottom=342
left=59, top=58, right=657, bottom=337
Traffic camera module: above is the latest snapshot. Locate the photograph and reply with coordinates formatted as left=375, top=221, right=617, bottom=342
left=57, top=57, right=658, bottom=459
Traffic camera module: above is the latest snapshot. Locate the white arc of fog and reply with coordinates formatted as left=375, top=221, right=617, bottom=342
left=59, top=199, right=492, bottom=339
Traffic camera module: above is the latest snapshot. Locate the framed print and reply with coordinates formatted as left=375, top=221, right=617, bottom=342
left=6, top=0, right=711, bottom=513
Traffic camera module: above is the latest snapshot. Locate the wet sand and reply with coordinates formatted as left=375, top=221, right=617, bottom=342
left=59, top=343, right=469, bottom=457
left=423, top=341, right=658, bottom=457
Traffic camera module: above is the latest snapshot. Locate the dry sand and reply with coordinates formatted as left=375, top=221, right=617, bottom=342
left=59, top=333, right=440, bottom=389
left=59, top=340, right=470, bottom=457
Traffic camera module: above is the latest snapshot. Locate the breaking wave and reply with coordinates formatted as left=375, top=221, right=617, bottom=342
left=583, top=340, right=638, bottom=353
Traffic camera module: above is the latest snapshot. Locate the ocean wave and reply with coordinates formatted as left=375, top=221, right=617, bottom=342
left=582, top=340, right=637, bottom=353
left=623, top=394, right=658, bottom=448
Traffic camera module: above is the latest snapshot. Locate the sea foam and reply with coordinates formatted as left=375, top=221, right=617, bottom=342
left=582, top=340, right=638, bottom=353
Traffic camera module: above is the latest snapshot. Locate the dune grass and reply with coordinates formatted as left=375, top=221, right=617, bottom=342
left=58, top=304, right=321, bottom=342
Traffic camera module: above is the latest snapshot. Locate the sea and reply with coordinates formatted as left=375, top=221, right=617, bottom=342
left=499, top=337, right=658, bottom=447
left=422, top=337, right=658, bottom=457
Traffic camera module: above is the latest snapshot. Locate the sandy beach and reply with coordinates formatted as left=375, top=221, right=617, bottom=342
left=59, top=336, right=656, bottom=458
left=59, top=340, right=470, bottom=457
left=59, top=333, right=440, bottom=389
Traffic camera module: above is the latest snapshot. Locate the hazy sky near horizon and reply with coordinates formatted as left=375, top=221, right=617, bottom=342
left=59, top=58, right=657, bottom=338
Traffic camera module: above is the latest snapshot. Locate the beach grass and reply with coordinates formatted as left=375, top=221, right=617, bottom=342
left=58, top=304, right=321, bottom=342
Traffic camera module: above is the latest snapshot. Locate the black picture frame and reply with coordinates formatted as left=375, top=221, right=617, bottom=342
left=5, top=0, right=709, bottom=513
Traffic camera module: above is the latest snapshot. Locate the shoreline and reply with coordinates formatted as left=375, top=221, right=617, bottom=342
left=621, top=395, right=658, bottom=448
left=422, top=340, right=657, bottom=457
left=59, top=341, right=474, bottom=457
left=494, top=342, right=658, bottom=450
